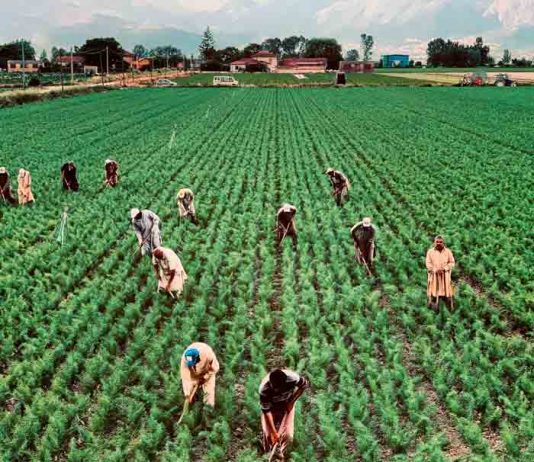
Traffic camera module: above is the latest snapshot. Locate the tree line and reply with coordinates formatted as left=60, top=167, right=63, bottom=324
left=197, top=27, right=376, bottom=70
left=0, top=33, right=532, bottom=73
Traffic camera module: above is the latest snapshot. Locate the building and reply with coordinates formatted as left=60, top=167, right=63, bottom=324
left=122, top=52, right=153, bottom=71
left=230, top=57, right=265, bottom=72
left=339, top=61, right=375, bottom=73
left=381, top=54, right=410, bottom=68
left=230, top=52, right=328, bottom=74
left=277, top=57, right=327, bottom=73
left=251, top=51, right=277, bottom=71
left=56, top=55, right=85, bottom=71
left=230, top=51, right=277, bottom=72
left=7, top=60, right=40, bottom=73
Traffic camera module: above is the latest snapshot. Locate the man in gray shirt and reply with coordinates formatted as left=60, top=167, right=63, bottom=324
left=130, top=208, right=162, bottom=256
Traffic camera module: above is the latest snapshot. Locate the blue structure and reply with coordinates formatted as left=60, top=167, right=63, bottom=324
left=381, top=54, right=410, bottom=68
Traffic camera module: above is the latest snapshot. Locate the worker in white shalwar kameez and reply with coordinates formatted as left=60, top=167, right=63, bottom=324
left=130, top=208, right=162, bottom=256
left=177, top=188, right=197, bottom=224
left=152, top=246, right=188, bottom=297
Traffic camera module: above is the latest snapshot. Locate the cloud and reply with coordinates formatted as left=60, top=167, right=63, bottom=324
left=315, top=0, right=449, bottom=28
left=483, top=0, right=534, bottom=30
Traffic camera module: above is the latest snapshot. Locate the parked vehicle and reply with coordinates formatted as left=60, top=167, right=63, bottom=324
left=213, top=75, right=239, bottom=87
left=494, top=73, right=517, bottom=87
left=155, top=79, right=177, bottom=87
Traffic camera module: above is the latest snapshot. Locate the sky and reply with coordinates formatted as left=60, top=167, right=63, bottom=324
left=1, top=0, right=533, bottom=60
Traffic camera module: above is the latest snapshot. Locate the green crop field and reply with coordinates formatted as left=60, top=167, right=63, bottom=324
left=173, top=72, right=435, bottom=87
left=0, top=87, right=532, bottom=461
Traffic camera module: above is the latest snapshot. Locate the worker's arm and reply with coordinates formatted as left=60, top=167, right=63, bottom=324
left=165, top=269, right=176, bottom=291
left=263, top=411, right=279, bottom=444
left=444, top=250, right=455, bottom=271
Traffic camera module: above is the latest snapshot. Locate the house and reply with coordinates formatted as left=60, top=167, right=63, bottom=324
left=277, top=57, right=327, bottom=73
left=122, top=52, right=153, bottom=71
left=56, top=55, right=85, bottom=71
left=339, top=61, right=375, bottom=73
left=7, top=60, right=40, bottom=73
left=381, top=54, right=409, bottom=68
left=230, top=57, right=266, bottom=72
left=251, top=51, right=277, bottom=71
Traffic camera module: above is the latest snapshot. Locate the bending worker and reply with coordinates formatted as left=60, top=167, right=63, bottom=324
left=104, top=159, right=119, bottom=187
left=0, top=167, right=17, bottom=205
left=130, top=208, right=162, bottom=256
left=351, top=217, right=377, bottom=271
left=276, top=203, right=297, bottom=246
left=259, top=368, right=309, bottom=457
left=180, top=342, right=219, bottom=407
left=177, top=188, right=197, bottom=224
left=61, top=161, right=79, bottom=191
left=152, top=246, right=188, bottom=298
left=326, top=168, right=350, bottom=206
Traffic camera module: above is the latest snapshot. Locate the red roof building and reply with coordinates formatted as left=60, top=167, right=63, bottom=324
left=277, top=57, right=327, bottom=73
left=56, top=55, right=85, bottom=67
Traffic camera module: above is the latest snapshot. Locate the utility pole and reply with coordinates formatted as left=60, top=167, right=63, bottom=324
left=59, top=49, right=64, bottom=94
left=21, top=39, right=26, bottom=89
left=99, top=52, right=104, bottom=86
left=70, top=46, right=74, bottom=85
left=166, top=52, right=169, bottom=69
left=106, top=46, right=109, bottom=81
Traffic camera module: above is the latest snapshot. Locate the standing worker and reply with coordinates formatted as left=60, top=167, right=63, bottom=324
left=177, top=188, right=197, bottom=224
left=325, top=168, right=350, bottom=206
left=17, top=168, right=35, bottom=205
left=276, top=204, right=297, bottom=247
left=259, top=369, right=309, bottom=458
left=104, top=159, right=119, bottom=187
left=351, top=217, right=377, bottom=273
left=180, top=342, right=219, bottom=408
left=0, top=167, right=17, bottom=205
left=426, top=236, right=456, bottom=308
left=152, top=246, right=188, bottom=298
left=130, top=208, right=162, bottom=256
left=61, top=161, right=79, bottom=191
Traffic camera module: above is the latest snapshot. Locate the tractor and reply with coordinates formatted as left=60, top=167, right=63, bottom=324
left=494, top=73, right=517, bottom=87
left=459, top=71, right=487, bottom=87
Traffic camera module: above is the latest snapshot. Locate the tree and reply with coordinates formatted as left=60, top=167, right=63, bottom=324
left=360, top=34, right=374, bottom=62
left=304, top=38, right=343, bottom=69
left=216, top=47, right=241, bottom=64
left=79, top=37, right=126, bottom=72
left=151, top=46, right=182, bottom=68
left=474, top=36, right=490, bottom=65
left=133, top=44, right=147, bottom=58
left=199, top=27, right=216, bottom=61
left=511, top=57, right=532, bottom=67
left=281, top=35, right=306, bottom=57
left=243, top=43, right=262, bottom=57
left=0, top=39, right=36, bottom=68
left=502, top=49, right=512, bottom=65
left=261, top=38, right=282, bottom=55
left=345, top=48, right=359, bottom=61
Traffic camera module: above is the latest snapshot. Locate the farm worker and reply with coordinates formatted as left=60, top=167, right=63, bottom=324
left=180, top=342, right=219, bottom=407
left=259, top=369, right=310, bottom=455
left=276, top=204, right=297, bottom=246
left=177, top=188, right=197, bottom=224
left=130, top=208, right=162, bottom=256
left=104, top=159, right=119, bottom=187
left=426, top=236, right=456, bottom=308
left=351, top=217, right=376, bottom=270
left=61, top=161, right=79, bottom=191
left=17, top=169, right=35, bottom=205
left=0, top=167, right=17, bottom=205
left=152, top=246, right=188, bottom=297
left=326, top=168, right=350, bottom=206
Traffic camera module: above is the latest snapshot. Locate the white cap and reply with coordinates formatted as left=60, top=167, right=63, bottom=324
left=130, top=208, right=141, bottom=219
left=105, top=159, right=113, bottom=164
left=0, top=167, right=6, bottom=174
left=362, top=217, right=372, bottom=227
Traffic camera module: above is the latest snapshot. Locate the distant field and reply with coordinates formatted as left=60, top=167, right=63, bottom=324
left=174, top=72, right=436, bottom=87
left=376, top=67, right=534, bottom=73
